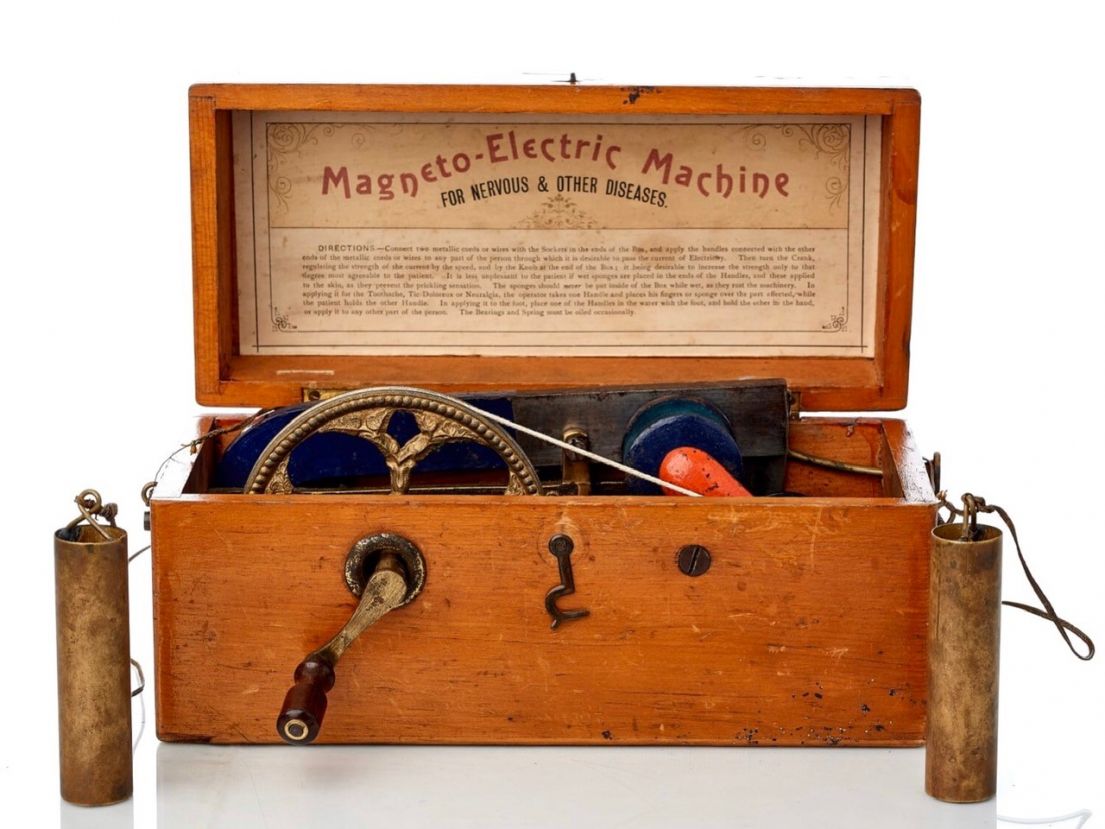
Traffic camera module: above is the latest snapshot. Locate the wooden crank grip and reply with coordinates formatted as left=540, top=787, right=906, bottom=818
left=278, top=659, right=336, bottom=743
left=277, top=553, right=412, bottom=744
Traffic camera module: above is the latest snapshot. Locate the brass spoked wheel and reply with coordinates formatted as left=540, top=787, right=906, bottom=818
left=243, top=386, right=541, bottom=495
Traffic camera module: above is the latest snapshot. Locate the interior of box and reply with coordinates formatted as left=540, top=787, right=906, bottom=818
left=180, top=413, right=916, bottom=501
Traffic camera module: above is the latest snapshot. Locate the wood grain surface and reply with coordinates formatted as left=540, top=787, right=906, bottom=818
left=152, top=417, right=936, bottom=745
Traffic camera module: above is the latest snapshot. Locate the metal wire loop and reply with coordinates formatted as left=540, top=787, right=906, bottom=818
left=937, top=490, right=1094, bottom=661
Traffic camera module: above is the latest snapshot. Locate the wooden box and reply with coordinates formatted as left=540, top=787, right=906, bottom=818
left=152, top=84, right=935, bottom=745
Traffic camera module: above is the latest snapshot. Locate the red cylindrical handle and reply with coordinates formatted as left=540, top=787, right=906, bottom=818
left=660, top=446, right=753, bottom=497
left=277, top=658, right=336, bottom=744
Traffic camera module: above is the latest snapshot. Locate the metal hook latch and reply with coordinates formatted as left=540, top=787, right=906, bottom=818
left=544, top=534, right=589, bottom=629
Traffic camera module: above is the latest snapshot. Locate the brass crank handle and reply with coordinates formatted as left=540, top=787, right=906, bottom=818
left=278, top=535, right=426, bottom=744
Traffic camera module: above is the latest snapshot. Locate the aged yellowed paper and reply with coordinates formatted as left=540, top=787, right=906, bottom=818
left=234, top=112, right=881, bottom=357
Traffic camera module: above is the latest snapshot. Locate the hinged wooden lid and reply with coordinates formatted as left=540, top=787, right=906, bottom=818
left=189, top=84, right=919, bottom=410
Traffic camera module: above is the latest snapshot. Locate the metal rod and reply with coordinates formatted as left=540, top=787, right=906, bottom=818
left=468, top=403, right=703, bottom=497
left=787, top=448, right=883, bottom=477
left=288, top=482, right=580, bottom=496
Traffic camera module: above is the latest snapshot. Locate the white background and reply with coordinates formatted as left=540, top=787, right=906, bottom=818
left=1, top=2, right=1102, bottom=827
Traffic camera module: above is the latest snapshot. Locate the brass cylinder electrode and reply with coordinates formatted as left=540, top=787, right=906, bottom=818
left=925, top=521, right=1002, bottom=803
left=54, top=499, right=133, bottom=806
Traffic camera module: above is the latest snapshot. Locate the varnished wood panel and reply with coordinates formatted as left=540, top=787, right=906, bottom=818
left=189, top=93, right=221, bottom=401
left=189, top=84, right=919, bottom=116
left=152, top=418, right=936, bottom=746
left=875, top=93, right=921, bottom=408
left=188, top=85, right=921, bottom=411
left=217, top=354, right=887, bottom=411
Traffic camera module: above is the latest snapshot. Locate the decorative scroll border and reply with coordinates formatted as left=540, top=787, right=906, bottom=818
left=516, top=194, right=598, bottom=229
